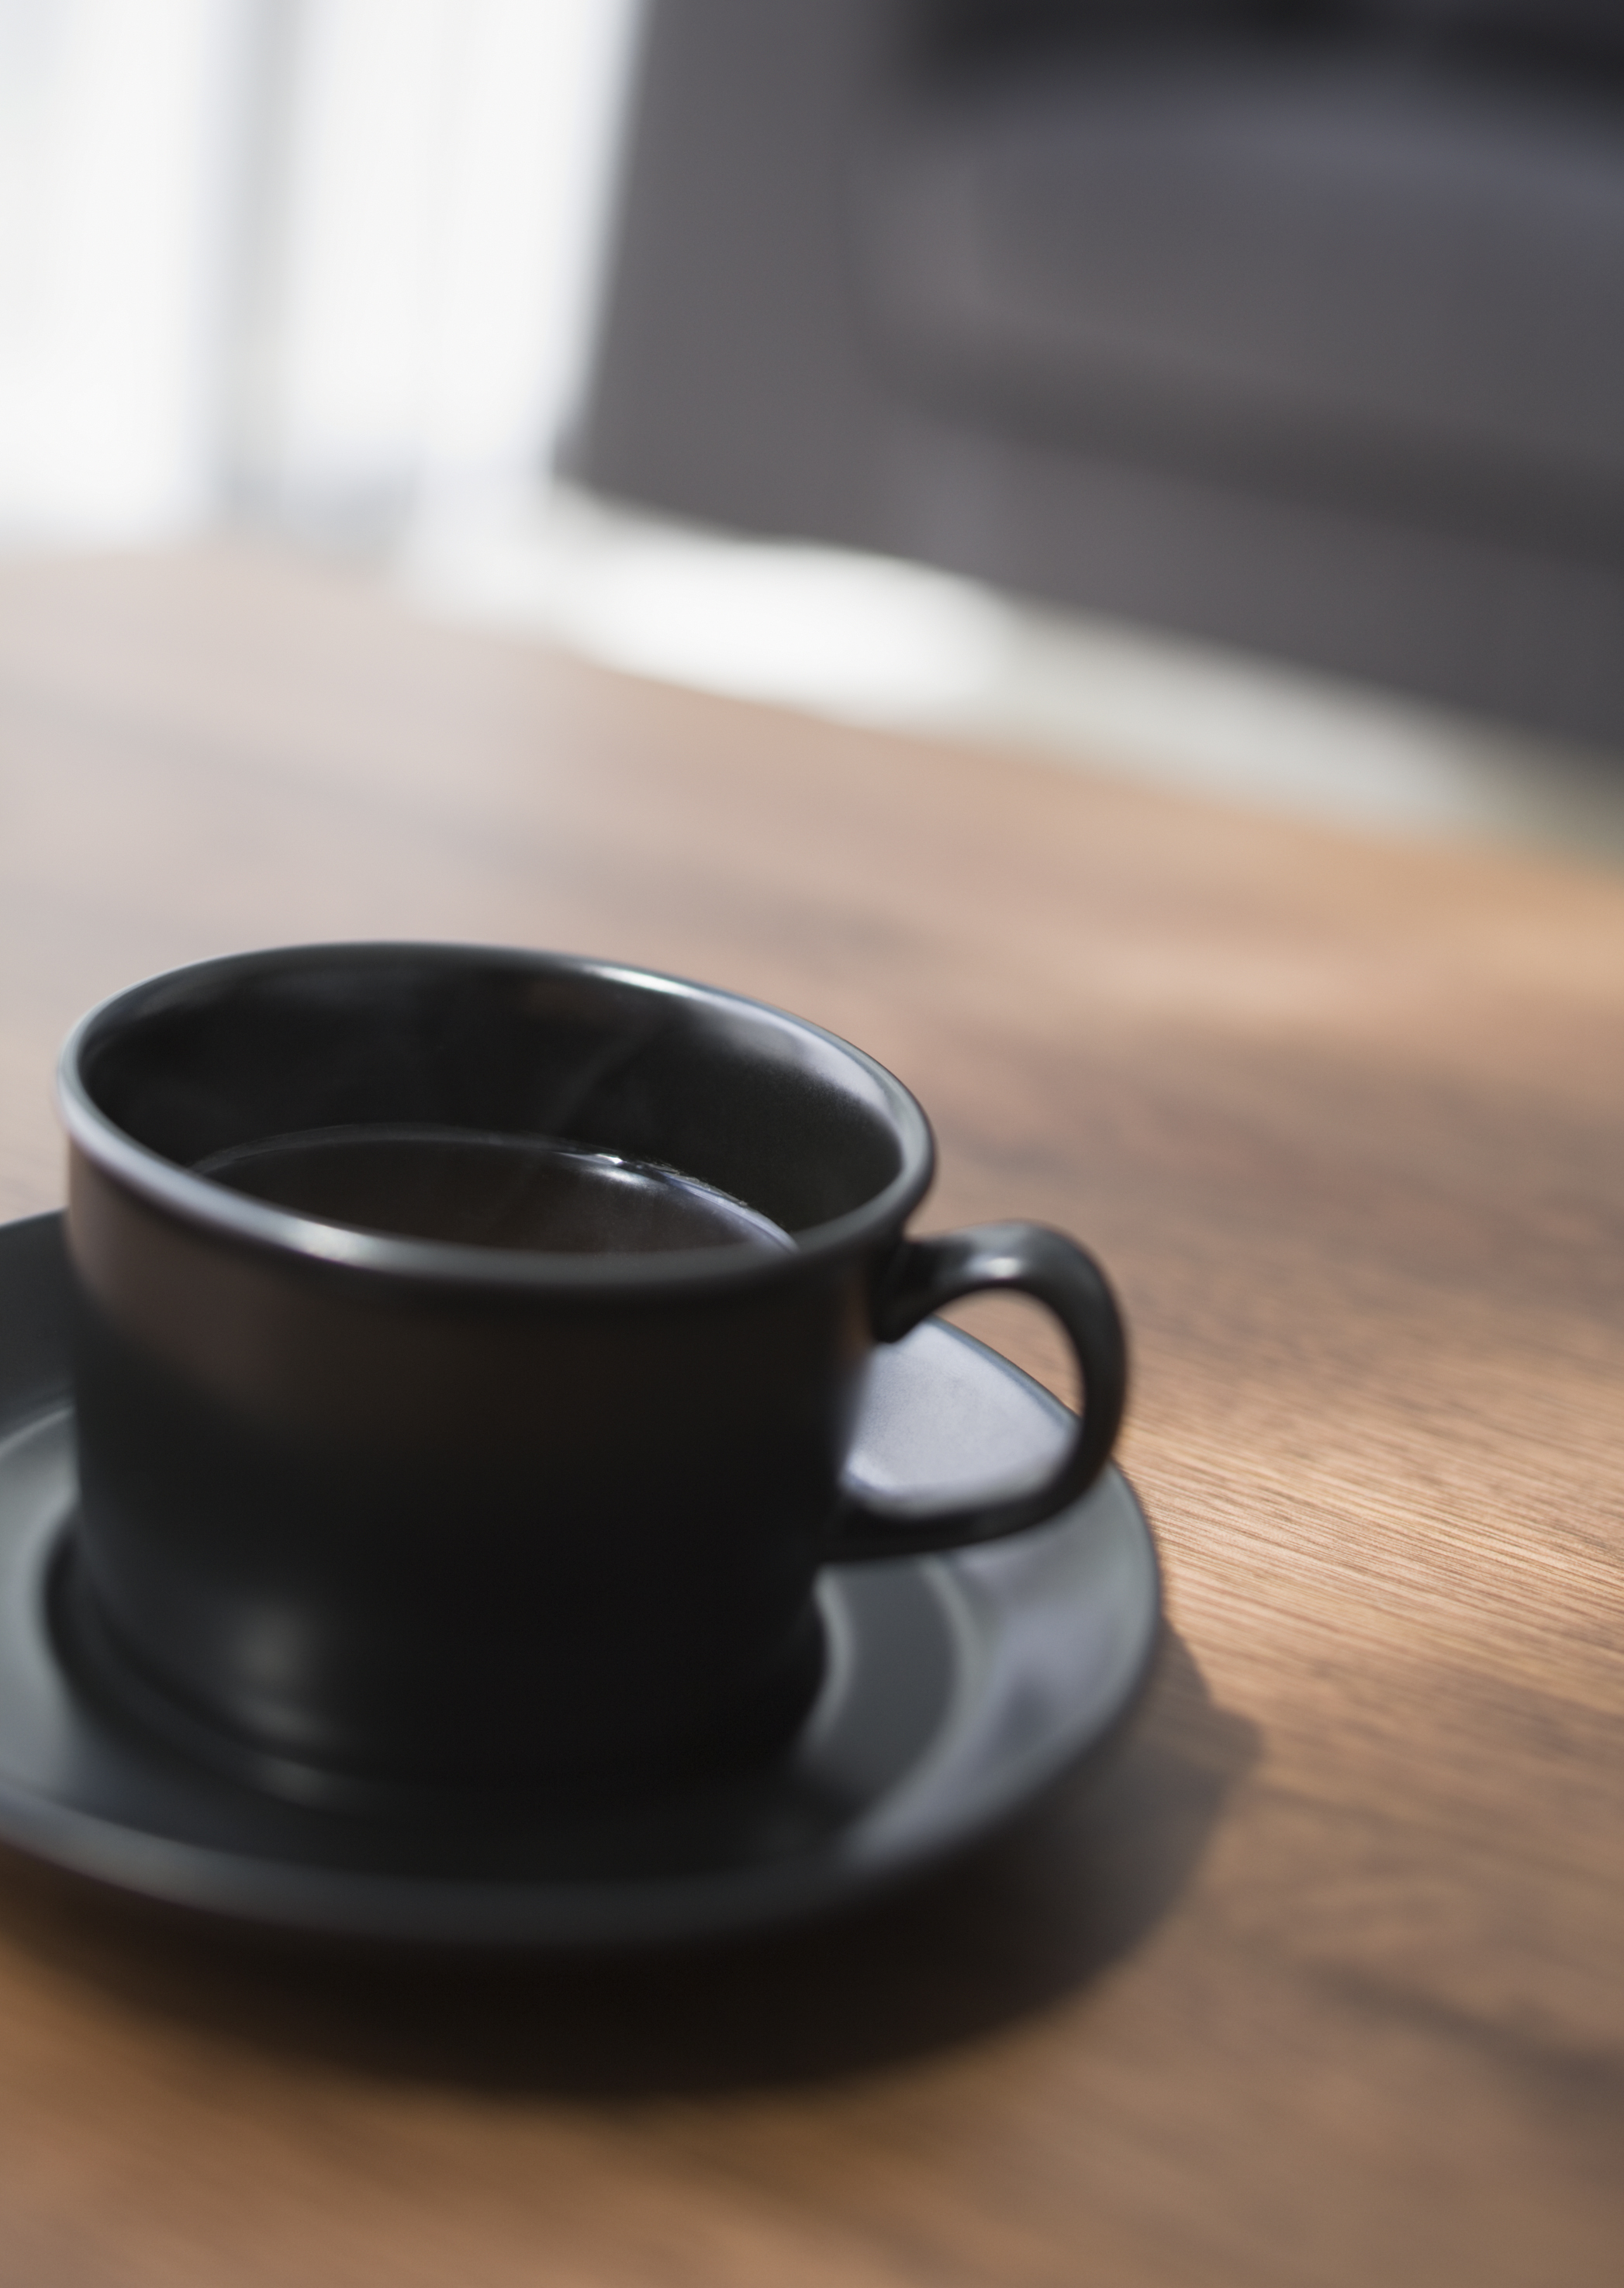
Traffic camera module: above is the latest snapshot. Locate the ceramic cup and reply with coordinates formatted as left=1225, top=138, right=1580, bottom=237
left=57, top=945, right=1127, bottom=1799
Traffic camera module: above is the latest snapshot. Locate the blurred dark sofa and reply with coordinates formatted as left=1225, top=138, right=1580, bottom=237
left=565, top=1, right=1624, bottom=749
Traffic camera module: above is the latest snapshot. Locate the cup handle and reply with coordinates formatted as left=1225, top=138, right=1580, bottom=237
left=827, top=1223, right=1128, bottom=1561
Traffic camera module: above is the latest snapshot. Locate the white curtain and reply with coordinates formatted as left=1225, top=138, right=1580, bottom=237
left=0, top=0, right=638, bottom=544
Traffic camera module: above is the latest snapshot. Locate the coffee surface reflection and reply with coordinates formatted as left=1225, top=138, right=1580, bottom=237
left=197, top=1125, right=793, bottom=1255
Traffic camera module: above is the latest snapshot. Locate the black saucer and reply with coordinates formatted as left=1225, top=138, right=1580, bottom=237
left=0, top=1214, right=1159, bottom=1951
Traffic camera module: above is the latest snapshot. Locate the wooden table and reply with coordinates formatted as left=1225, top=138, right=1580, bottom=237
left=1, top=545, right=1619, bottom=2286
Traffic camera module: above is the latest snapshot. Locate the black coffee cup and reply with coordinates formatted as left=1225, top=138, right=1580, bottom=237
left=57, top=945, right=1126, bottom=1798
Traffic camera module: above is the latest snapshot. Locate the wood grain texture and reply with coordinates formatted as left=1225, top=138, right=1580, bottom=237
left=0, top=544, right=1619, bottom=2286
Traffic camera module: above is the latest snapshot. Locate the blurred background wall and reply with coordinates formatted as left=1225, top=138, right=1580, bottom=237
left=4, top=0, right=1623, bottom=769
left=568, top=0, right=1624, bottom=752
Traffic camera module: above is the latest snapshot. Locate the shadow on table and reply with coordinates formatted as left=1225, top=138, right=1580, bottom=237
left=0, top=1629, right=1256, bottom=2096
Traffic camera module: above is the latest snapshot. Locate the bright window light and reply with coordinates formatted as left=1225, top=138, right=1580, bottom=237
left=0, top=0, right=249, bottom=542
left=0, top=0, right=639, bottom=542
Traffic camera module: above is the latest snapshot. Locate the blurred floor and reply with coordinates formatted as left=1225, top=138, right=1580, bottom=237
left=403, top=487, right=1624, bottom=865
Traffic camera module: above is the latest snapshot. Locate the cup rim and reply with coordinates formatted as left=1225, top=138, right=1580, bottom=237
left=57, top=942, right=937, bottom=1295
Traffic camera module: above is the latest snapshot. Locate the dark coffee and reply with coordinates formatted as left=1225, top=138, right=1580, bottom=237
left=195, top=1125, right=793, bottom=1255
